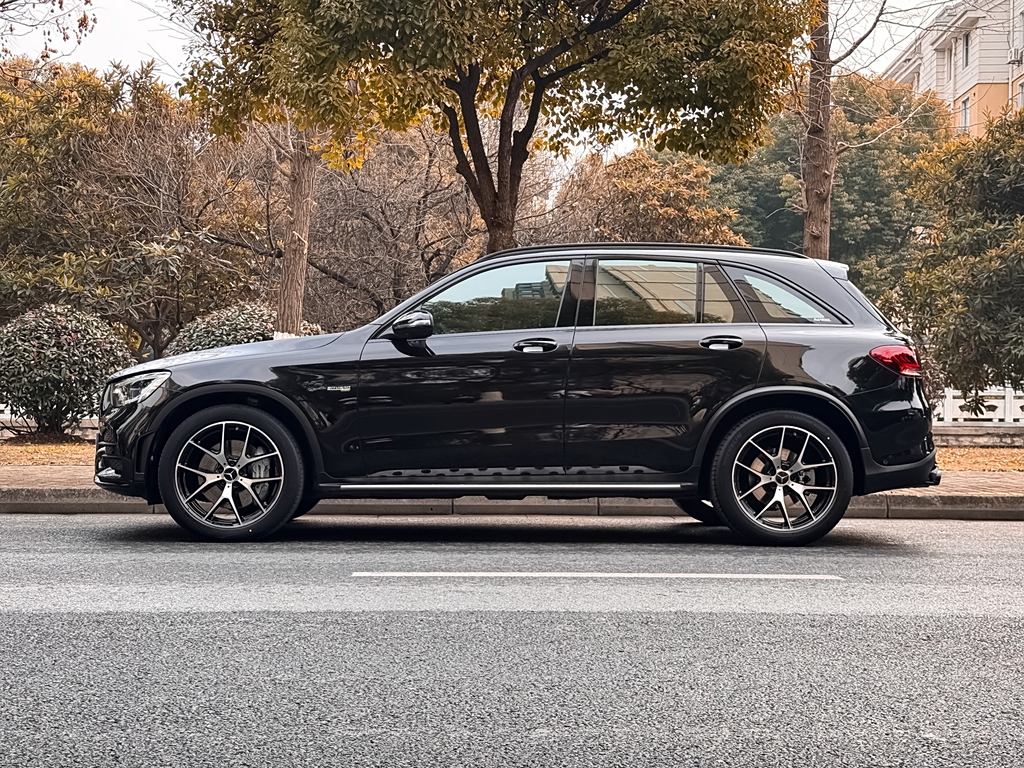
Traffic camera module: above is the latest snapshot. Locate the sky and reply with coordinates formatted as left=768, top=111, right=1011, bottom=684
left=12, top=0, right=192, bottom=80
left=11, top=0, right=941, bottom=82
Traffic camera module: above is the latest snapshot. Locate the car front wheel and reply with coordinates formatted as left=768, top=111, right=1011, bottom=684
left=710, top=411, right=853, bottom=546
left=158, top=404, right=305, bottom=541
left=673, top=498, right=722, bottom=525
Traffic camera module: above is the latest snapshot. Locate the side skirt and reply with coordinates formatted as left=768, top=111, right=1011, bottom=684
left=317, top=482, right=698, bottom=500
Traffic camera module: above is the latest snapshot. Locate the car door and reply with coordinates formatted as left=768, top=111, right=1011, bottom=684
left=355, top=257, right=582, bottom=480
left=563, top=255, right=767, bottom=477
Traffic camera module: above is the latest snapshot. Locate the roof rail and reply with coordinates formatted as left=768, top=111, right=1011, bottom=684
left=476, top=242, right=809, bottom=262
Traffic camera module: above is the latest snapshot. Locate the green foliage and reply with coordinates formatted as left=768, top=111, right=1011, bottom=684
left=873, top=112, right=1024, bottom=406
left=0, top=61, right=117, bottom=262
left=180, top=0, right=812, bottom=161
left=167, top=303, right=323, bottom=355
left=0, top=61, right=273, bottom=356
left=710, top=75, right=952, bottom=280
left=0, top=304, right=133, bottom=435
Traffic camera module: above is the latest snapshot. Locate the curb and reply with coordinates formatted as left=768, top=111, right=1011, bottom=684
left=0, top=487, right=1021, bottom=520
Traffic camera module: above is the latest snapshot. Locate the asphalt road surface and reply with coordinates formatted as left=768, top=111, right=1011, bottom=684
left=1, top=513, right=1022, bottom=767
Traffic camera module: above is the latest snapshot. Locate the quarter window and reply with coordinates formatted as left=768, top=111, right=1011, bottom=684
left=726, top=268, right=840, bottom=325
left=594, top=259, right=698, bottom=326
left=419, top=260, right=572, bottom=335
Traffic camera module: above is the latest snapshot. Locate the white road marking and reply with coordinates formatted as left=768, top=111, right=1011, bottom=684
left=351, top=571, right=844, bottom=581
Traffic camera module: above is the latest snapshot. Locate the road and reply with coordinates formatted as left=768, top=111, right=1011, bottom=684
left=1, top=514, right=1022, bottom=767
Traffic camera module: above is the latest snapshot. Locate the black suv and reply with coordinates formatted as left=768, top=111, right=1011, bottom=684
left=95, top=243, right=940, bottom=545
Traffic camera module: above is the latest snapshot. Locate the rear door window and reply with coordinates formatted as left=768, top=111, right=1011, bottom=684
left=593, top=259, right=699, bottom=326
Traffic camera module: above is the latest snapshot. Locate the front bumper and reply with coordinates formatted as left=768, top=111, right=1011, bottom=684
left=93, top=392, right=166, bottom=501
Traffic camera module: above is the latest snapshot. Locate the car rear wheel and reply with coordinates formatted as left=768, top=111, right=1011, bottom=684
left=710, top=411, right=853, bottom=546
left=158, top=404, right=305, bottom=541
left=673, top=498, right=722, bottom=525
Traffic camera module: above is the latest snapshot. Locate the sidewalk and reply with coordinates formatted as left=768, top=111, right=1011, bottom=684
left=1, top=465, right=1022, bottom=520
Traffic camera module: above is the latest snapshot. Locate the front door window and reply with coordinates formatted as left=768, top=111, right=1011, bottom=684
left=419, top=260, right=573, bottom=335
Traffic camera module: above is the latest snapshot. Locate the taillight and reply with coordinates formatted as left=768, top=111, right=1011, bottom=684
left=869, top=345, right=923, bottom=378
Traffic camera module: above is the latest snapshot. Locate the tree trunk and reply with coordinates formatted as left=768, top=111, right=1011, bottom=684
left=277, top=129, right=316, bottom=334
left=802, top=0, right=834, bottom=261
left=486, top=209, right=517, bottom=253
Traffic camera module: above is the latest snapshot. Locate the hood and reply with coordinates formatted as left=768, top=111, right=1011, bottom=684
left=112, top=333, right=343, bottom=378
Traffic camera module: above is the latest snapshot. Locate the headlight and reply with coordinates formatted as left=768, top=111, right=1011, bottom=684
left=102, top=371, right=171, bottom=411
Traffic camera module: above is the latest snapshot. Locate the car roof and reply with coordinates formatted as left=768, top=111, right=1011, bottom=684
left=476, top=242, right=811, bottom=263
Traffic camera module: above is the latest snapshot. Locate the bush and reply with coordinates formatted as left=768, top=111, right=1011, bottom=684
left=0, top=304, right=134, bottom=436
left=166, top=303, right=324, bottom=355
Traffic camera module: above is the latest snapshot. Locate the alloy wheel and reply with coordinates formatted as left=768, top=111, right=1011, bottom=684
left=174, top=420, right=285, bottom=528
left=731, top=425, right=838, bottom=532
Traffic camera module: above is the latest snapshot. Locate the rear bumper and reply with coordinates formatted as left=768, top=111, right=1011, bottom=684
left=860, top=448, right=940, bottom=494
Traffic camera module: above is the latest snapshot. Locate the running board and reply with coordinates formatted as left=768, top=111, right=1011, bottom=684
left=319, top=482, right=692, bottom=499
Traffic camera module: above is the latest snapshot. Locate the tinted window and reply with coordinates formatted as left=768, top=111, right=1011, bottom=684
left=702, top=265, right=750, bottom=323
left=420, top=260, right=571, bottom=335
left=594, top=259, right=698, bottom=326
left=727, top=267, right=839, bottom=324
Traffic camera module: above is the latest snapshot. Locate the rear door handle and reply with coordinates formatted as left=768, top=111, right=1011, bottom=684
left=513, top=338, right=558, bottom=354
left=699, top=335, right=744, bottom=351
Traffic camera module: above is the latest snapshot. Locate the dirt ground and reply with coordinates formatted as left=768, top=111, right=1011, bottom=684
left=0, top=440, right=1021, bottom=471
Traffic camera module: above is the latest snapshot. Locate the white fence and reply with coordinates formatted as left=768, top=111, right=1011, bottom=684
left=933, top=387, right=1024, bottom=424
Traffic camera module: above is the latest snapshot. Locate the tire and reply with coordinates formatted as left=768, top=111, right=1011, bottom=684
left=158, top=404, right=305, bottom=541
left=673, top=498, right=722, bottom=525
left=710, top=410, right=853, bottom=546
left=290, top=497, right=320, bottom=520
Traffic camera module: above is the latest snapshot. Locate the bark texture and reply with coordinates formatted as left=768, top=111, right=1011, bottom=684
left=803, top=0, right=834, bottom=261
left=277, top=130, right=316, bottom=334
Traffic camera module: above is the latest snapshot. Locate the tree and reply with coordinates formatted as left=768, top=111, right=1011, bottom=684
left=553, top=148, right=745, bottom=245
left=303, top=121, right=485, bottom=330
left=711, top=75, right=950, bottom=283
left=0, top=62, right=272, bottom=356
left=795, top=0, right=938, bottom=261
left=873, top=111, right=1024, bottom=408
left=179, top=0, right=812, bottom=254
left=272, top=125, right=318, bottom=335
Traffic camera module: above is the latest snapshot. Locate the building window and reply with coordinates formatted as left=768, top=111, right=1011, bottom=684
left=962, top=32, right=971, bottom=68
left=961, top=97, right=970, bottom=130
left=1018, top=83, right=1024, bottom=109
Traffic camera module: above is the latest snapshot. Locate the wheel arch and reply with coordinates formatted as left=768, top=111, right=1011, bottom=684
left=695, top=387, right=868, bottom=497
left=143, top=384, right=323, bottom=504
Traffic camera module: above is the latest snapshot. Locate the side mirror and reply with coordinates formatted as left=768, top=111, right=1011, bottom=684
left=391, top=310, right=434, bottom=340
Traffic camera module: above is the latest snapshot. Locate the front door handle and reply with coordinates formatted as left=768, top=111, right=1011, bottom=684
left=699, top=335, right=744, bottom=351
left=513, top=338, right=558, bottom=354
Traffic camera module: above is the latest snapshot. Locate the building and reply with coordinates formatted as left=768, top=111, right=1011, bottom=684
left=1012, top=0, right=1024, bottom=108
left=884, top=0, right=1021, bottom=136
